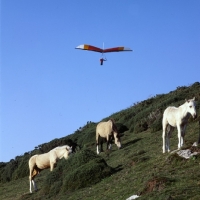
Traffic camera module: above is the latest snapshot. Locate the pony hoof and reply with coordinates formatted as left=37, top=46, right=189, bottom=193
left=163, top=149, right=166, bottom=153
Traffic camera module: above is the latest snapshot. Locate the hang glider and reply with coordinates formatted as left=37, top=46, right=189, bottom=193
left=75, top=44, right=132, bottom=53
left=75, top=44, right=132, bottom=65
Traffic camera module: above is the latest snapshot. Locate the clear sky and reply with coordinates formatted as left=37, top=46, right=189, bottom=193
left=1, top=0, right=200, bottom=162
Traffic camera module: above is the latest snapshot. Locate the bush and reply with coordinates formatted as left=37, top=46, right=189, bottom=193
left=150, top=118, right=162, bottom=133
left=0, top=159, right=18, bottom=182
left=41, top=149, right=113, bottom=196
left=116, top=123, right=129, bottom=134
left=134, top=121, right=148, bottom=133
left=12, top=155, right=29, bottom=180
left=62, top=158, right=111, bottom=192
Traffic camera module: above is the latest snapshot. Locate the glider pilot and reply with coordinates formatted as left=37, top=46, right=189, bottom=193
left=100, top=57, right=107, bottom=65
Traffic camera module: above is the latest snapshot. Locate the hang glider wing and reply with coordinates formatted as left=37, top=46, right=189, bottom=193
left=103, top=47, right=132, bottom=53
left=76, top=45, right=132, bottom=53
left=75, top=44, right=103, bottom=53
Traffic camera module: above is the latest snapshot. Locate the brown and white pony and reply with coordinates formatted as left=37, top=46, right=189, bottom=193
left=29, top=145, right=72, bottom=193
left=96, top=119, right=121, bottom=154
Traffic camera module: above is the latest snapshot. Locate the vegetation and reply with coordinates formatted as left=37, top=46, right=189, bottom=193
left=40, top=149, right=113, bottom=198
left=0, top=82, right=200, bottom=199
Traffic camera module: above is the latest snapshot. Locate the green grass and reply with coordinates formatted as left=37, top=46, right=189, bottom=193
left=1, top=82, right=200, bottom=199
left=1, top=122, right=200, bottom=200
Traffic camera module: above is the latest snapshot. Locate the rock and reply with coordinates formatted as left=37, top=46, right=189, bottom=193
left=126, top=194, right=140, bottom=200
left=192, top=142, right=198, bottom=147
left=176, top=149, right=198, bottom=159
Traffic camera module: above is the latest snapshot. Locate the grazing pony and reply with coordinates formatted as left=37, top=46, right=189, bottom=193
left=29, top=145, right=72, bottom=193
left=162, top=97, right=197, bottom=153
left=96, top=119, right=121, bottom=154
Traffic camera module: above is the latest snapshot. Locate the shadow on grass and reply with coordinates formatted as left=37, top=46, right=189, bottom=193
left=112, top=164, right=123, bottom=174
left=18, top=191, right=39, bottom=200
left=123, top=138, right=142, bottom=148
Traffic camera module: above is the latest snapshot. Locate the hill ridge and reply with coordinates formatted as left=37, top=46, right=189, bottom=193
left=0, top=81, right=200, bottom=200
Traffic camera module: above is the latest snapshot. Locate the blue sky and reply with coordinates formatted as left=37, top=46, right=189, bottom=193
left=1, top=0, right=200, bottom=162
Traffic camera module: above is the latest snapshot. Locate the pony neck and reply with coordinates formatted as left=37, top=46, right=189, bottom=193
left=113, top=131, right=119, bottom=138
left=179, top=102, right=191, bottom=119
left=54, top=148, right=67, bottom=159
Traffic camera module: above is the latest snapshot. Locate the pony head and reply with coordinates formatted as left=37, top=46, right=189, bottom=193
left=114, top=134, right=121, bottom=149
left=185, top=97, right=197, bottom=118
left=63, top=146, right=73, bottom=159
left=112, top=122, right=122, bottom=149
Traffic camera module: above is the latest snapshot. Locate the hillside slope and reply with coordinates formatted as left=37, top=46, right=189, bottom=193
left=0, top=82, right=200, bottom=200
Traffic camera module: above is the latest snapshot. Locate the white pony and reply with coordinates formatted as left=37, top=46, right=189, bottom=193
left=96, top=119, right=121, bottom=154
left=162, top=97, right=197, bottom=153
left=29, top=145, right=72, bottom=193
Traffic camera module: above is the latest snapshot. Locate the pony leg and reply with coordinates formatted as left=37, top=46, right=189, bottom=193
left=30, top=180, right=37, bottom=193
left=29, top=167, right=34, bottom=193
left=166, top=126, right=173, bottom=152
left=50, top=162, right=55, bottom=171
left=100, top=140, right=104, bottom=152
left=29, top=179, right=37, bottom=193
left=96, top=133, right=100, bottom=154
left=107, top=135, right=112, bottom=150
left=30, top=177, right=37, bottom=193
left=162, top=124, right=167, bottom=153
left=30, top=180, right=32, bottom=193
left=162, top=134, right=166, bottom=153
left=180, top=125, right=186, bottom=147
left=166, top=130, right=170, bottom=152
left=32, top=180, right=37, bottom=191
left=29, top=167, right=39, bottom=193
left=177, top=125, right=182, bottom=149
left=96, top=145, right=100, bottom=154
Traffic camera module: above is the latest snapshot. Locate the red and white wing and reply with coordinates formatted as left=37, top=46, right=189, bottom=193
left=103, top=47, right=132, bottom=53
left=75, top=44, right=103, bottom=53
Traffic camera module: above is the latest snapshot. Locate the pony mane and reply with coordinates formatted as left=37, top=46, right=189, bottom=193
left=109, top=118, right=115, bottom=123
left=53, top=145, right=70, bottom=150
left=109, top=119, right=119, bottom=134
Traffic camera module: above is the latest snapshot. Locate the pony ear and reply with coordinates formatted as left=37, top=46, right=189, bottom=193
left=66, top=146, right=72, bottom=151
left=193, top=97, right=195, bottom=100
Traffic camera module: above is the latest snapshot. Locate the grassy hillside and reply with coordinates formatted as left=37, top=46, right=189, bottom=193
left=0, top=82, right=200, bottom=200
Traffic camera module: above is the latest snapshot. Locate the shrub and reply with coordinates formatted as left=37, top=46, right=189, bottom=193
left=150, top=118, right=162, bottom=133
left=41, top=149, right=113, bottom=195
left=0, top=159, right=18, bottom=182
left=62, top=158, right=112, bottom=192
left=134, top=121, right=148, bottom=133
left=116, top=123, right=129, bottom=134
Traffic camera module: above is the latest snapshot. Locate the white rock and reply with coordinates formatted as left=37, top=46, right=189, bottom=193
left=126, top=194, right=140, bottom=200
left=192, top=142, right=198, bottom=147
left=176, top=149, right=198, bottom=159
